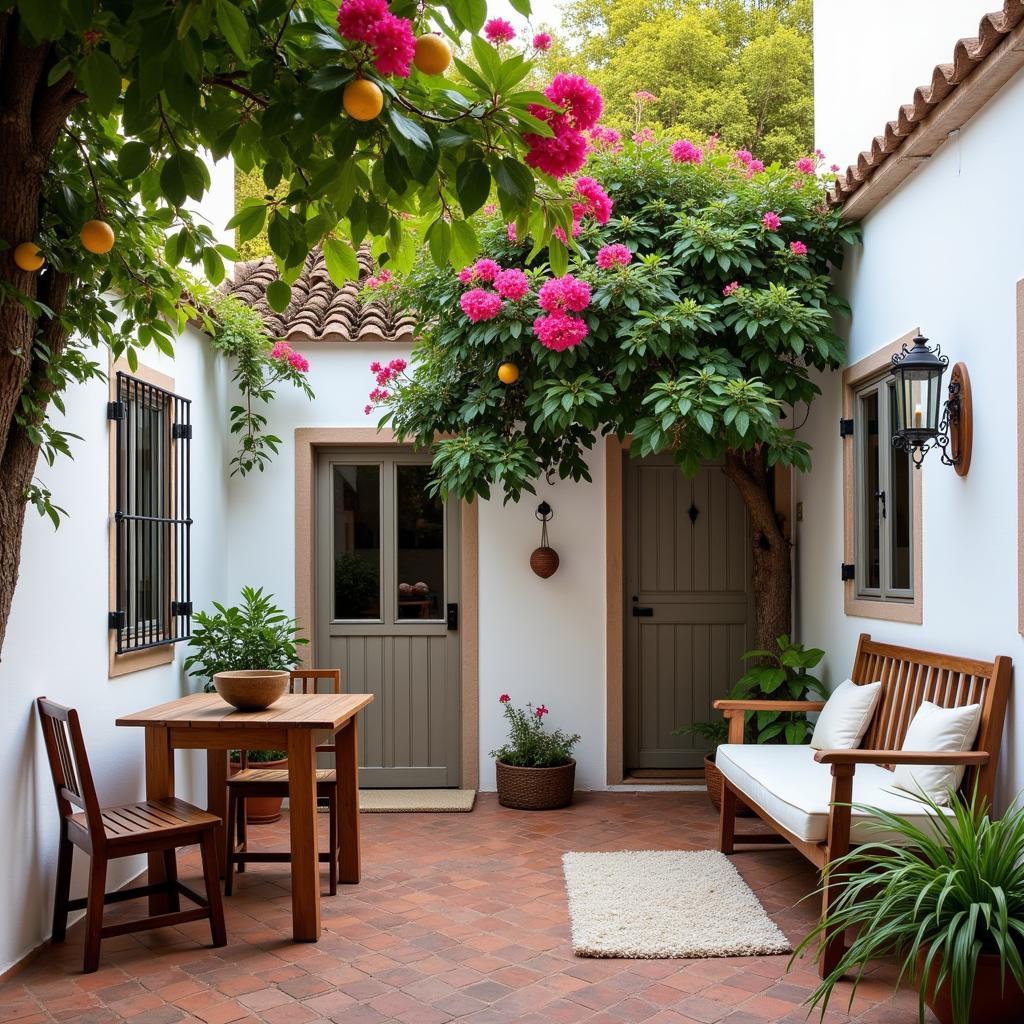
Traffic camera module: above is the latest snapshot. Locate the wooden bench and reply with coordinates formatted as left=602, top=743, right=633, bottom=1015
left=714, top=633, right=1012, bottom=977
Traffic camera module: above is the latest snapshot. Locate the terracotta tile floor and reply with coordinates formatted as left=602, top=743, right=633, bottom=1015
left=1, top=793, right=932, bottom=1024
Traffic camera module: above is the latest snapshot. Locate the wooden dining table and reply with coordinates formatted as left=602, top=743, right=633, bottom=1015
left=116, top=691, right=373, bottom=942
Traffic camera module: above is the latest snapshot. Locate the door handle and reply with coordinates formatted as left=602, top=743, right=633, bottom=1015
left=632, top=606, right=653, bottom=617
left=446, top=603, right=458, bottom=630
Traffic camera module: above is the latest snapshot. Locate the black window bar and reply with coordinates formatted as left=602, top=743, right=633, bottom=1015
left=108, top=372, right=192, bottom=654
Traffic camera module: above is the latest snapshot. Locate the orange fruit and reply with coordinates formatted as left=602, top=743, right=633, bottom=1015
left=343, top=79, right=384, bottom=122
left=498, top=362, right=520, bottom=385
left=80, top=219, right=115, bottom=254
left=13, top=242, right=44, bottom=272
left=414, top=34, right=452, bottom=75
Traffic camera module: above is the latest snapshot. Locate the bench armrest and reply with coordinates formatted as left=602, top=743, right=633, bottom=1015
left=814, top=749, right=990, bottom=766
left=714, top=700, right=827, bottom=712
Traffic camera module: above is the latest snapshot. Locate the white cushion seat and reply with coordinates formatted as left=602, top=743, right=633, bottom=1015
left=716, top=743, right=955, bottom=845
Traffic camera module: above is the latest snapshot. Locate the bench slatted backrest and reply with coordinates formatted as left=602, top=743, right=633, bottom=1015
left=849, top=633, right=1012, bottom=804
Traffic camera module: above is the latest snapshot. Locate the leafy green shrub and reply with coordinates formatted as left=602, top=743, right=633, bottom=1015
left=184, top=586, right=307, bottom=689
left=491, top=696, right=580, bottom=768
left=334, top=554, right=380, bottom=619
left=795, top=790, right=1024, bottom=1024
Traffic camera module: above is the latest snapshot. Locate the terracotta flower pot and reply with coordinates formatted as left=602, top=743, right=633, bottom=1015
left=704, top=754, right=755, bottom=817
left=921, top=951, right=1024, bottom=1024
left=229, top=757, right=287, bottom=824
left=496, top=759, right=575, bottom=810
left=213, top=669, right=288, bottom=711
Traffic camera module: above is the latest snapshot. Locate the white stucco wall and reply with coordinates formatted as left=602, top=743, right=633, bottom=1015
left=0, top=327, right=230, bottom=974
left=796, top=63, right=1024, bottom=806
left=221, top=343, right=610, bottom=792
left=813, top=0, right=997, bottom=173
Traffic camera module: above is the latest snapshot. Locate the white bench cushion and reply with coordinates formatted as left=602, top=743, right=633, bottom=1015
left=716, top=743, right=955, bottom=844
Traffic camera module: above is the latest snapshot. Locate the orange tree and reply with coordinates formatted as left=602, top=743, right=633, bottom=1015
left=0, top=0, right=588, bottom=653
left=375, top=138, right=859, bottom=647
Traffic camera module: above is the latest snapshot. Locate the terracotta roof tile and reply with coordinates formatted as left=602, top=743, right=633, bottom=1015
left=222, top=245, right=415, bottom=344
left=832, top=1, right=1024, bottom=214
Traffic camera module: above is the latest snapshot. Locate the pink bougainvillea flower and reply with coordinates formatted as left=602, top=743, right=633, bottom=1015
left=534, top=312, right=588, bottom=351
left=830, top=163, right=841, bottom=172
left=545, top=73, right=603, bottom=132
left=369, top=360, right=382, bottom=373
left=365, top=276, right=381, bottom=289
left=705, top=132, right=719, bottom=152
left=814, top=148, right=825, bottom=160
left=523, top=114, right=589, bottom=178
left=472, top=258, right=501, bottom=282
left=795, top=156, right=815, bottom=174
left=494, top=268, right=530, bottom=301
left=482, top=202, right=497, bottom=216
left=458, top=266, right=475, bottom=284
left=499, top=693, right=511, bottom=703
left=460, top=288, right=502, bottom=322
left=574, top=176, right=612, bottom=224
left=722, top=281, right=739, bottom=296
left=506, top=222, right=517, bottom=242
left=596, top=243, right=632, bottom=268
left=734, top=149, right=753, bottom=165
left=388, top=357, right=407, bottom=372
left=762, top=211, right=781, bottom=231
left=535, top=704, right=550, bottom=717
left=364, top=404, right=373, bottom=415
left=632, top=90, right=657, bottom=103
left=336, top=0, right=389, bottom=43
left=484, top=17, right=515, bottom=43
left=670, top=138, right=703, bottom=164
left=789, top=240, right=808, bottom=255
left=746, top=159, right=765, bottom=177
left=288, top=351, right=310, bottom=372
left=368, top=12, right=416, bottom=76
left=378, top=268, right=392, bottom=283
left=532, top=32, right=552, bottom=50
left=632, top=127, right=655, bottom=145
left=588, top=125, right=622, bottom=153
left=368, top=387, right=389, bottom=402
left=271, top=340, right=291, bottom=359
left=538, top=274, right=590, bottom=314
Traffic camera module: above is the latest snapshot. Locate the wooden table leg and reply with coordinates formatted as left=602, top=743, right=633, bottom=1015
left=287, top=729, right=320, bottom=941
left=335, top=717, right=360, bottom=884
left=206, top=749, right=229, bottom=877
left=144, top=726, right=174, bottom=913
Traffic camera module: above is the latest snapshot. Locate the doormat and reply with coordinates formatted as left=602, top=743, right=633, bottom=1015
left=358, top=789, right=477, bottom=813
left=562, top=850, right=790, bottom=958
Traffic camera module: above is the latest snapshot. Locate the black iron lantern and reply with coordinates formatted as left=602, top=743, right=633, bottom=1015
left=890, top=334, right=972, bottom=474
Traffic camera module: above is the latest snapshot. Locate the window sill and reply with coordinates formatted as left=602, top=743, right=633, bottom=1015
left=108, top=640, right=174, bottom=679
left=844, top=589, right=922, bottom=624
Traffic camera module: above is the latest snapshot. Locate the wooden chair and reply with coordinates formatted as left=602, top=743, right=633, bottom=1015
left=715, top=634, right=1012, bottom=978
left=37, top=698, right=226, bottom=973
left=225, top=668, right=343, bottom=896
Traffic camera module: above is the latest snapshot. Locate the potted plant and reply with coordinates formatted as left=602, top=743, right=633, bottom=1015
left=795, top=791, right=1024, bottom=1024
left=491, top=696, right=580, bottom=810
left=675, top=635, right=827, bottom=813
left=185, top=586, right=307, bottom=824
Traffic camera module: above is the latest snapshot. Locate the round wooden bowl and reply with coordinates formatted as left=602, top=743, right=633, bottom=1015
left=213, top=670, right=289, bottom=711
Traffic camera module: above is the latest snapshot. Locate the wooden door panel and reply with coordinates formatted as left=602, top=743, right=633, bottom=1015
left=625, top=454, right=753, bottom=771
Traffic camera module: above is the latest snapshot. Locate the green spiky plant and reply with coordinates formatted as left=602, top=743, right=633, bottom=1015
left=794, top=790, right=1024, bottom=1024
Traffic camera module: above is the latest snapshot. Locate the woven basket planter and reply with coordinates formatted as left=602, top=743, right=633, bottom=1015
left=704, top=754, right=755, bottom=817
left=496, top=759, right=575, bottom=810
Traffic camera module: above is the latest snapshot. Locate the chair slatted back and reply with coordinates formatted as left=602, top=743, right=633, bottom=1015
left=37, top=698, right=104, bottom=839
left=850, top=633, right=1012, bottom=803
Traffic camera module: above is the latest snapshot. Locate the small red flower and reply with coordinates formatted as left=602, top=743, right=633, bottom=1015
left=499, top=694, right=511, bottom=703
left=536, top=704, right=549, bottom=717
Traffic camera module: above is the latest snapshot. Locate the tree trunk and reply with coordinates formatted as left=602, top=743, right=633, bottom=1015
left=0, top=13, right=79, bottom=657
left=722, top=447, right=792, bottom=651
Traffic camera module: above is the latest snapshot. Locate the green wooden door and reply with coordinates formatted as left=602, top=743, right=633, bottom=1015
left=624, top=453, right=754, bottom=771
left=315, top=449, right=461, bottom=787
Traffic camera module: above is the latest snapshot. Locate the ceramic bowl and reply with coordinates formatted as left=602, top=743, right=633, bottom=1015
left=213, top=670, right=289, bottom=711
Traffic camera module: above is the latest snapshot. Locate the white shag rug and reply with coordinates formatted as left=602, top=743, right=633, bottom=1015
left=562, top=850, right=791, bottom=958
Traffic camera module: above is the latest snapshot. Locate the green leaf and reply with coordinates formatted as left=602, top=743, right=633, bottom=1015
left=493, top=157, right=534, bottom=212
left=455, top=161, right=490, bottom=217
left=386, top=109, right=433, bottom=161
left=548, top=236, right=568, bottom=277
left=117, top=141, right=151, bottom=179
left=506, top=0, right=531, bottom=14
left=79, top=48, right=121, bottom=117
left=450, top=220, right=478, bottom=267
left=216, top=0, right=251, bottom=61
left=323, top=237, right=360, bottom=286
left=265, top=280, right=292, bottom=313
left=425, top=218, right=452, bottom=269
left=16, top=0, right=63, bottom=41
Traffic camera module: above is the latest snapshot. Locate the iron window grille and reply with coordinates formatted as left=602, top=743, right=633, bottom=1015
left=108, top=372, right=192, bottom=654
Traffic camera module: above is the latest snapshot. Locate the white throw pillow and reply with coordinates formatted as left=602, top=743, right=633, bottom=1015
left=892, top=701, right=982, bottom=805
left=809, top=679, right=882, bottom=750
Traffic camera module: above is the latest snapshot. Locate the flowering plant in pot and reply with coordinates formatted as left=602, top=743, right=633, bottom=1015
left=675, top=635, right=826, bottom=812
left=491, top=696, right=580, bottom=810
left=795, top=790, right=1024, bottom=1024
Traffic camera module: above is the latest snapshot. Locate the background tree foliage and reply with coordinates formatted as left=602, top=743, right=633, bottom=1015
left=544, top=0, right=813, bottom=163
left=379, top=141, right=857, bottom=647
left=0, top=0, right=573, bottom=655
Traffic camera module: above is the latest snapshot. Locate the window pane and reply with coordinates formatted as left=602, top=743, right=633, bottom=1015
left=396, top=465, right=444, bottom=620
left=860, top=390, right=881, bottom=590
left=889, top=385, right=912, bottom=591
left=333, top=465, right=381, bottom=619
